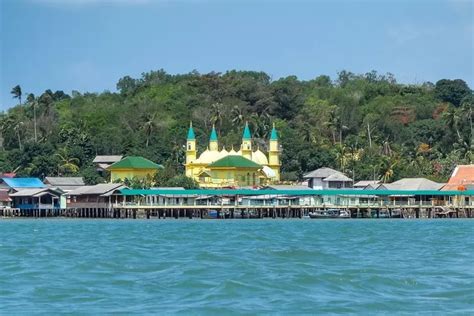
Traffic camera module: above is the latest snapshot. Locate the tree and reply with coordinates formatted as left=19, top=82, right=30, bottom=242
left=54, top=147, right=80, bottom=175
left=435, top=79, right=472, bottom=107
left=165, top=175, right=199, bottom=189
left=26, top=93, right=38, bottom=143
left=142, top=113, right=158, bottom=147
left=11, top=85, right=22, bottom=105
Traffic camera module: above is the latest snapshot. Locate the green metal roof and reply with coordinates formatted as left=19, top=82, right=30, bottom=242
left=120, top=188, right=474, bottom=196
left=207, top=155, right=261, bottom=169
left=210, top=126, right=218, bottom=141
left=242, top=122, right=251, bottom=139
left=270, top=126, right=278, bottom=140
left=107, top=156, right=163, bottom=170
left=187, top=124, right=195, bottom=140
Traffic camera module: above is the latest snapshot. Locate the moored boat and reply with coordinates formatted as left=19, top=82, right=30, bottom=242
left=309, top=209, right=350, bottom=219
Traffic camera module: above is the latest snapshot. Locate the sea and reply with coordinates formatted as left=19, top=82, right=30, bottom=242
left=0, top=219, right=473, bottom=315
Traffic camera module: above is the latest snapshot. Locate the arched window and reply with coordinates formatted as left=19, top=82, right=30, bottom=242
left=246, top=173, right=250, bottom=185
left=252, top=173, right=256, bottom=186
left=188, top=143, right=191, bottom=150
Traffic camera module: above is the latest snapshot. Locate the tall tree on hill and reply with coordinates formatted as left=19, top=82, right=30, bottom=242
left=142, top=113, right=157, bottom=148
left=10, top=85, right=22, bottom=105
left=434, top=79, right=471, bottom=107
left=26, top=93, right=38, bottom=143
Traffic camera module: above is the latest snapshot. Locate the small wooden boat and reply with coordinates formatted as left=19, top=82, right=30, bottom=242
left=308, top=209, right=350, bottom=219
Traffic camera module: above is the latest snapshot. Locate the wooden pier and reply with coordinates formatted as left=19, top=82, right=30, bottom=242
left=1, top=204, right=472, bottom=219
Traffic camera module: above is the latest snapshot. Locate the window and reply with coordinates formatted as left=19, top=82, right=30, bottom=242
left=188, top=143, right=191, bottom=150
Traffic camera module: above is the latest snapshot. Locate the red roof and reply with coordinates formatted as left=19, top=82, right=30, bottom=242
left=442, top=165, right=474, bottom=190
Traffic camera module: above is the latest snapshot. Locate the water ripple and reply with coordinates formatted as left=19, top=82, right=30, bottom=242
left=0, top=219, right=473, bottom=314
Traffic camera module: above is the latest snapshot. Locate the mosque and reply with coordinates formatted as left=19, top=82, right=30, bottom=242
left=185, top=122, right=281, bottom=188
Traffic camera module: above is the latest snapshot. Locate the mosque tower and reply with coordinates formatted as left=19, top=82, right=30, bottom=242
left=268, top=123, right=280, bottom=181
left=241, top=122, right=252, bottom=160
left=209, top=125, right=218, bottom=151
left=185, top=122, right=197, bottom=177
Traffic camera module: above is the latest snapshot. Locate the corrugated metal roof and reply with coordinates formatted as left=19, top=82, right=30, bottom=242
left=44, top=177, right=85, bottom=186
left=10, top=188, right=63, bottom=197
left=68, top=183, right=125, bottom=196
left=93, top=155, right=123, bottom=163
left=1, top=178, right=46, bottom=189
left=322, top=173, right=353, bottom=182
left=120, top=188, right=474, bottom=196
left=380, top=178, right=444, bottom=191
left=303, top=167, right=344, bottom=179
left=354, top=180, right=381, bottom=187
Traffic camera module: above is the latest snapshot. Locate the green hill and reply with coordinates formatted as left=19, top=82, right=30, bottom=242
left=1, top=69, right=472, bottom=184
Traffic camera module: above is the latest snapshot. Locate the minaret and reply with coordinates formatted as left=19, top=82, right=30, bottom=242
left=268, top=123, right=280, bottom=181
left=209, top=124, right=218, bottom=151
left=241, top=122, right=252, bottom=160
left=185, top=122, right=196, bottom=177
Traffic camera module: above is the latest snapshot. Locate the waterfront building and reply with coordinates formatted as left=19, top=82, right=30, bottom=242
left=442, top=165, right=474, bottom=206
left=303, top=167, right=353, bottom=190
left=44, top=177, right=86, bottom=208
left=185, top=122, right=280, bottom=188
left=67, top=183, right=126, bottom=208
left=442, top=165, right=474, bottom=191
left=0, top=189, right=12, bottom=209
left=106, top=156, right=163, bottom=182
left=9, top=187, right=63, bottom=209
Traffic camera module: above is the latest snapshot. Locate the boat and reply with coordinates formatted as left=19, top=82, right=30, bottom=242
left=308, top=209, right=351, bottom=219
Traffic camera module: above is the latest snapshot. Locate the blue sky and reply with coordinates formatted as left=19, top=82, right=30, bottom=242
left=1, top=0, right=472, bottom=109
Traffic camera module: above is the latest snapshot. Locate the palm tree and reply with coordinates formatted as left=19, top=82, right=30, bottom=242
left=55, top=147, right=80, bottom=175
left=231, top=106, right=244, bottom=127
left=442, top=106, right=461, bottom=140
left=13, top=120, right=24, bottom=150
left=10, top=85, right=22, bottom=105
left=380, top=158, right=398, bottom=183
left=142, top=113, right=157, bottom=147
left=27, top=94, right=37, bottom=143
left=325, top=107, right=339, bottom=144
left=210, top=102, right=223, bottom=131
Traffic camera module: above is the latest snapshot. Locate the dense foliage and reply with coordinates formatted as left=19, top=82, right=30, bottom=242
left=1, top=70, right=472, bottom=184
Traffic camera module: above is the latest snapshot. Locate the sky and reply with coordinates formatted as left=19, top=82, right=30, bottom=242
left=0, top=0, right=473, bottom=109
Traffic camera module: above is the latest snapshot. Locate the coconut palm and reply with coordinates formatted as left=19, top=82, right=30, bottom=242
left=142, top=113, right=158, bottom=147
left=231, top=105, right=244, bottom=127
left=55, top=147, right=80, bottom=175
left=13, top=120, right=24, bottom=150
left=26, top=94, right=38, bottom=143
left=210, top=102, right=223, bottom=131
left=10, top=85, right=22, bottom=105
left=442, top=106, right=462, bottom=140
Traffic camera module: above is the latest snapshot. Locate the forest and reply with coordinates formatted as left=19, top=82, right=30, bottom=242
left=1, top=69, right=472, bottom=185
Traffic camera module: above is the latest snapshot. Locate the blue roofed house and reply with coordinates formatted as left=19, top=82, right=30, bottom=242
left=0, top=178, right=63, bottom=210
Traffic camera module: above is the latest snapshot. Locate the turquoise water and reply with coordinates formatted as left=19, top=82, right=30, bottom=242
left=0, top=219, right=473, bottom=314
